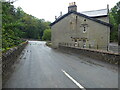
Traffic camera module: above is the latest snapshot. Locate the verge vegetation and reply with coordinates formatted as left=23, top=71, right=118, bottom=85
left=109, top=1, right=120, bottom=42
left=2, top=1, right=51, bottom=51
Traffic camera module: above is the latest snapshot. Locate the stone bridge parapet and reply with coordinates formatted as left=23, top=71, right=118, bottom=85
left=2, top=41, right=28, bottom=86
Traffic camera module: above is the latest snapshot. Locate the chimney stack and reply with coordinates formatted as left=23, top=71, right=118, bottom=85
left=107, top=4, right=109, bottom=15
left=55, top=16, right=57, bottom=20
left=68, top=2, right=77, bottom=12
left=60, top=12, right=62, bottom=16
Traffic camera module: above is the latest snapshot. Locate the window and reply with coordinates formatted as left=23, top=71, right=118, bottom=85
left=84, top=19, right=86, bottom=21
left=75, top=39, right=77, bottom=42
left=83, top=26, right=86, bottom=33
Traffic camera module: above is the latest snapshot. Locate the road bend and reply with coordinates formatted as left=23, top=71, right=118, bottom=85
left=4, top=41, right=118, bottom=88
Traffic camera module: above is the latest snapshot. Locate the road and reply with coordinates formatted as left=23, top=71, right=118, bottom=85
left=4, top=41, right=118, bottom=88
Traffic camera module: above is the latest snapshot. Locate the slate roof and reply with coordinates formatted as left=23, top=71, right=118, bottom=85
left=50, top=11, right=112, bottom=28
left=81, top=9, right=108, bottom=17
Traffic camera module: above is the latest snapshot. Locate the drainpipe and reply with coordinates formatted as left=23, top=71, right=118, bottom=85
left=107, top=4, right=110, bottom=23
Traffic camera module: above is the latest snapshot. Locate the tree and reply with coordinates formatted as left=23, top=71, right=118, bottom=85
left=2, top=2, right=24, bottom=49
left=2, top=1, right=51, bottom=50
left=42, top=29, right=51, bottom=41
left=110, top=1, right=120, bottom=42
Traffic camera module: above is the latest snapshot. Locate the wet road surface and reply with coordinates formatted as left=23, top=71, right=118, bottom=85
left=4, top=41, right=118, bottom=88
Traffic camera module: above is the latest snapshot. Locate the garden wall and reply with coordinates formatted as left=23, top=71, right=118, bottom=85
left=59, top=46, right=120, bottom=65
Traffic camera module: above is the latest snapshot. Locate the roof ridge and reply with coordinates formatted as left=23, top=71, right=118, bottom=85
left=81, top=9, right=107, bottom=13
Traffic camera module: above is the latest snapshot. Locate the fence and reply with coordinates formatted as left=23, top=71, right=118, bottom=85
left=59, top=42, right=120, bottom=54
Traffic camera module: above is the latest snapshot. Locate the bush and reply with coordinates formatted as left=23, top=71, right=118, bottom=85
left=42, top=29, right=51, bottom=41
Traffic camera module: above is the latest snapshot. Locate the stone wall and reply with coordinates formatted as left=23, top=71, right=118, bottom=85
left=51, top=13, right=110, bottom=50
left=59, top=46, right=120, bottom=65
left=94, top=16, right=109, bottom=23
left=2, top=41, right=28, bottom=86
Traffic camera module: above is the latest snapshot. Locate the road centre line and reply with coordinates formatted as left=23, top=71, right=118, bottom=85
left=61, top=69, right=86, bottom=90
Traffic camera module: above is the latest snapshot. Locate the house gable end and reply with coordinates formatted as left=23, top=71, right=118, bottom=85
left=50, top=11, right=112, bottom=28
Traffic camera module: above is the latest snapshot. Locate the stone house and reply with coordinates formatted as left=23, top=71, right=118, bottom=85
left=50, top=2, right=112, bottom=50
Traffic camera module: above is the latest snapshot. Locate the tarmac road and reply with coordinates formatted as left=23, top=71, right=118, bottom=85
left=4, top=41, right=118, bottom=88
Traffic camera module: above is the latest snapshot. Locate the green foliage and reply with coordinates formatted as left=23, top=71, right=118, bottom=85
left=42, top=29, right=51, bottom=41
left=2, top=2, right=24, bottom=49
left=2, top=1, right=51, bottom=51
left=110, top=1, right=120, bottom=42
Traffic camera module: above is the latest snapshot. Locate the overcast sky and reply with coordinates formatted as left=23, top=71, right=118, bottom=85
left=13, top=0, right=119, bottom=22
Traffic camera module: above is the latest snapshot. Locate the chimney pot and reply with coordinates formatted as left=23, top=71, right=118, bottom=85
left=60, top=12, right=62, bottom=16
left=74, top=2, right=76, bottom=5
left=68, top=2, right=77, bottom=12
left=55, top=16, right=57, bottom=20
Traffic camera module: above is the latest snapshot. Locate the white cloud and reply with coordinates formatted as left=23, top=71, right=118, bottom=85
left=13, top=0, right=120, bottom=22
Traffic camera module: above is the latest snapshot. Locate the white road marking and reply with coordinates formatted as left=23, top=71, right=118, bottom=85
left=61, top=69, right=86, bottom=90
